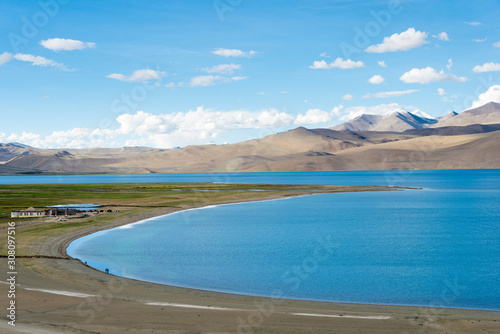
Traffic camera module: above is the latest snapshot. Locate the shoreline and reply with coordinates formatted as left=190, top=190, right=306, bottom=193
left=66, top=198, right=498, bottom=313
left=2, top=188, right=499, bottom=333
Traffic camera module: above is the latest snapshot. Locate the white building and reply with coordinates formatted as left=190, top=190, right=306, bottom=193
left=11, top=207, right=46, bottom=218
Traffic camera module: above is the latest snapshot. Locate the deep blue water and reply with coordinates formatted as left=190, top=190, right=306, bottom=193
left=2, top=169, right=500, bottom=190
left=24, top=170, right=500, bottom=310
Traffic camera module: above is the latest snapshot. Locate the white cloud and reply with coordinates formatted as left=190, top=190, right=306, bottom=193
left=319, top=52, right=330, bottom=57
left=309, top=58, right=364, bottom=69
left=432, top=32, right=450, bottom=41
left=3, top=128, right=117, bottom=149
left=13, top=53, right=72, bottom=71
left=202, top=63, right=242, bottom=75
left=400, top=66, right=467, bottom=84
left=107, top=69, right=165, bottom=82
left=115, top=107, right=296, bottom=147
left=470, top=85, right=500, bottom=109
left=0, top=52, right=12, bottom=66
left=331, top=105, right=344, bottom=117
left=342, top=94, right=353, bottom=101
left=257, top=92, right=265, bottom=95
left=3, top=107, right=297, bottom=148
left=188, top=75, right=247, bottom=87
left=365, top=28, right=429, bottom=53
left=473, top=38, right=487, bottom=42
left=472, top=62, right=500, bottom=73
left=378, top=60, right=388, bottom=67
left=212, top=48, right=256, bottom=58
left=189, top=75, right=222, bottom=87
left=164, top=82, right=175, bottom=88
left=40, top=38, right=96, bottom=51
left=280, top=91, right=289, bottom=94
left=294, top=109, right=332, bottom=125
left=494, top=41, right=500, bottom=48
left=231, top=76, right=247, bottom=82
left=437, top=88, right=446, bottom=96
left=294, top=105, right=344, bottom=125
left=368, top=75, right=385, bottom=84
left=446, top=58, right=453, bottom=71
left=1, top=103, right=351, bottom=149
left=339, top=103, right=423, bottom=121
left=363, top=89, right=419, bottom=99
left=465, top=21, right=482, bottom=26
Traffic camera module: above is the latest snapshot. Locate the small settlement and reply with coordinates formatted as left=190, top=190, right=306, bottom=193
left=10, top=207, right=116, bottom=219
left=11, top=207, right=77, bottom=218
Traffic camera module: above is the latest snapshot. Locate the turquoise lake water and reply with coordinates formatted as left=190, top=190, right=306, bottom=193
left=7, top=170, right=499, bottom=310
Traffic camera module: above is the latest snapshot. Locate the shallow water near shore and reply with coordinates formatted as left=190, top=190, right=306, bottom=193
left=62, top=170, right=498, bottom=310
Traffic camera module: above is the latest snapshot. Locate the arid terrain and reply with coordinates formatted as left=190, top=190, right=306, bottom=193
left=1, top=102, right=500, bottom=175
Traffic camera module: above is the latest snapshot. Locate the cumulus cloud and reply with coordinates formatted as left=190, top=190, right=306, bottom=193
left=400, top=66, right=467, bottom=84
left=5, top=104, right=355, bottom=148
left=472, top=62, right=500, bottom=73
left=437, top=88, right=446, bottom=96
left=3, top=128, right=117, bottom=149
left=363, top=89, right=419, bottom=99
left=188, top=75, right=247, bottom=87
left=342, top=94, right=353, bottom=101
left=368, top=75, right=385, bottom=84
left=309, top=58, right=364, bottom=69
left=107, top=69, right=165, bottom=82
left=365, top=28, right=429, bottom=53
left=339, top=103, right=423, bottom=121
left=494, top=41, right=500, bottom=48
left=378, top=60, right=388, bottom=67
left=294, top=106, right=344, bottom=125
left=294, top=109, right=332, bottom=125
left=202, top=63, right=242, bottom=75
left=13, top=53, right=72, bottom=71
left=212, top=48, right=256, bottom=58
left=40, top=38, right=96, bottom=51
left=0, top=52, right=12, bottom=66
left=470, top=85, right=500, bottom=109
left=432, top=32, right=450, bottom=41
left=114, top=107, right=296, bottom=147
left=4, top=106, right=304, bottom=149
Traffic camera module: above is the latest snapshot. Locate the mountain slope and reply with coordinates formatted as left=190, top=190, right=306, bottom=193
left=432, top=102, right=500, bottom=127
left=332, top=110, right=438, bottom=132
left=1, top=121, right=499, bottom=174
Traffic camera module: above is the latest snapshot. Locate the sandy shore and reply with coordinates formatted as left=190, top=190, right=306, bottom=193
left=1, top=198, right=499, bottom=334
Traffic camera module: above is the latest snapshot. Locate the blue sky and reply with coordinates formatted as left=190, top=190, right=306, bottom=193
left=0, top=0, right=499, bottom=148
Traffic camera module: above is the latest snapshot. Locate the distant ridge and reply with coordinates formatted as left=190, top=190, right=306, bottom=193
left=332, top=110, right=437, bottom=132
left=1, top=102, right=499, bottom=175
left=432, top=102, right=500, bottom=127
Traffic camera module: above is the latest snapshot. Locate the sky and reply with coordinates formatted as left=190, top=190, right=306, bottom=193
left=0, top=0, right=499, bottom=149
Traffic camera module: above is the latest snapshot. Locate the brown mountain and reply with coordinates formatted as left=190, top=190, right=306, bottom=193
left=432, top=102, right=500, bottom=127
left=1, top=121, right=499, bottom=175
left=332, top=111, right=438, bottom=132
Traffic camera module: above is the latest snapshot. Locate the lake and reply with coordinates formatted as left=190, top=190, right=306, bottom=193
left=5, top=170, right=499, bottom=310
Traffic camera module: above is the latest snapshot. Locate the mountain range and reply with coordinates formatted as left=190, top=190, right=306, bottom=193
left=332, top=102, right=500, bottom=132
left=1, top=102, right=499, bottom=175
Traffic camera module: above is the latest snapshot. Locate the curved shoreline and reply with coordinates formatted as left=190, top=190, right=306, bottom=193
left=3, top=189, right=500, bottom=333
left=65, top=198, right=497, bottom=313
